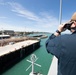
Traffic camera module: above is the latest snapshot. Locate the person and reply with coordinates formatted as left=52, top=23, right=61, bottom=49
left=46, top=12, right=76, bottom=75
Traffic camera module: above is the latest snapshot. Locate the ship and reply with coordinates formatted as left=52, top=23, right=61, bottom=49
left=0, top=0, right=62, bottom=74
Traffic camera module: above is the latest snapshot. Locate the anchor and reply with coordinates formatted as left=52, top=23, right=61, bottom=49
left=26, top=54, right=42, bottom=75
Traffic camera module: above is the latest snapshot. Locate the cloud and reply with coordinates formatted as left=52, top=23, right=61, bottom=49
left=0, top=16, right=7, bottom=19
left=5, top=2, right=60, bottom=32
left=0, top=22, right=26, bottom=31
left=0, top=0, right=7, bottom=5
left=0, top=22, right=42, bottom=32
left=0, top=1, right=69, bottom=33
left=7, top=2, right=40, bottom=21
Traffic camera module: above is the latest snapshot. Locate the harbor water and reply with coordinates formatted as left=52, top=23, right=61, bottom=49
left=2, top=34, right=53, bottom=75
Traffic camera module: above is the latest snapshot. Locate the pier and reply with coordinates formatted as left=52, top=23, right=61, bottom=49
left=0, top=39, right=40, bottom=74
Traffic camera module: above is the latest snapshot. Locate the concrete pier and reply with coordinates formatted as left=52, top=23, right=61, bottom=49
left=0, top=40, right=40, bottom=74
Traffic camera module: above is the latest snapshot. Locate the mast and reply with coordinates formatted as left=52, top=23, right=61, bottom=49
left=59, top=0, right=62, bottom=24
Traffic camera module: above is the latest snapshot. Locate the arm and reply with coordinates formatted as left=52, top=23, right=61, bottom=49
left=46, top=24, right=65, bottom=58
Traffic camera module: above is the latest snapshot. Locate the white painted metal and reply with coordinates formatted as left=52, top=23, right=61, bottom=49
left=26, top=54, right=41, bottom=75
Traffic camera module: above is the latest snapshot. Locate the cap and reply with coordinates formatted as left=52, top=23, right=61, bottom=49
left=71, top=12, right=76, bottom=21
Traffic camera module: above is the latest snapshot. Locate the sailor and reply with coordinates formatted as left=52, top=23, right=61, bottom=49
left=46, top=12, right=76, bottom=75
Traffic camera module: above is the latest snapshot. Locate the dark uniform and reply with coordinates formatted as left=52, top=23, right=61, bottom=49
left=46, top=31, right=76, bottom=75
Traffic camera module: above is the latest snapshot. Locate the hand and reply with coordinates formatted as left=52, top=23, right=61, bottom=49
left=54, top=23, right=66, bottom=36
left=58, top=23, right=66, bottom=32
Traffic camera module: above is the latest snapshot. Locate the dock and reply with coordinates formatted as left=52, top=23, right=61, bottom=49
left=0, top=40, right=39, bottom=56
left=0, top=40, right=40, bottom=74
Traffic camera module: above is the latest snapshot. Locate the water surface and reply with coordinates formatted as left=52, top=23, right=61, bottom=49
left=2, top=33, right=53, bottom=75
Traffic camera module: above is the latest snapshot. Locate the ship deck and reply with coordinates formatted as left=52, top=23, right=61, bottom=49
left=48, top=56, right=58, bottom=75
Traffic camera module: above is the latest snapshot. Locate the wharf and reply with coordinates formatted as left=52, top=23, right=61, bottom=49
left=0, top=40, right=39, bottom=56
left=0, top=36, right=39, bottom=46
left=0, top=40, right=40, bottom=74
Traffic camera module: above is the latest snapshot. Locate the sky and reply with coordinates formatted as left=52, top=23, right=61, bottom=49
left=0, top=0, right=76, bottom=33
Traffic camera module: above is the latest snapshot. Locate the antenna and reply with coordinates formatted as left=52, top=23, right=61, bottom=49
left=26, top=54, right=42, bottom=75
left=59, top=0, right=62, bottom=24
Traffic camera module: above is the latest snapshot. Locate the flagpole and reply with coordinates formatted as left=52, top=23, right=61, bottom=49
left=59, top=0, right=62, bottom=24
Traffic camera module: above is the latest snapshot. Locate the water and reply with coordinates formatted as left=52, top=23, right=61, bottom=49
left=2, top=33, right=53, bottom=75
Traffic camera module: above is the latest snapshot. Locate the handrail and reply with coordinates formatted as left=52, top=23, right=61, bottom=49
left=48, top=56, right=58, bottom=75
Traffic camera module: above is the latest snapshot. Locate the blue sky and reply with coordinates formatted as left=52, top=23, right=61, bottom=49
left=0, top=0, right=76, bottom=33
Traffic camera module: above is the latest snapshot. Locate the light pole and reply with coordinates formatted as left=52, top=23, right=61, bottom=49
left=59, top=0, right=62, bottom=24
